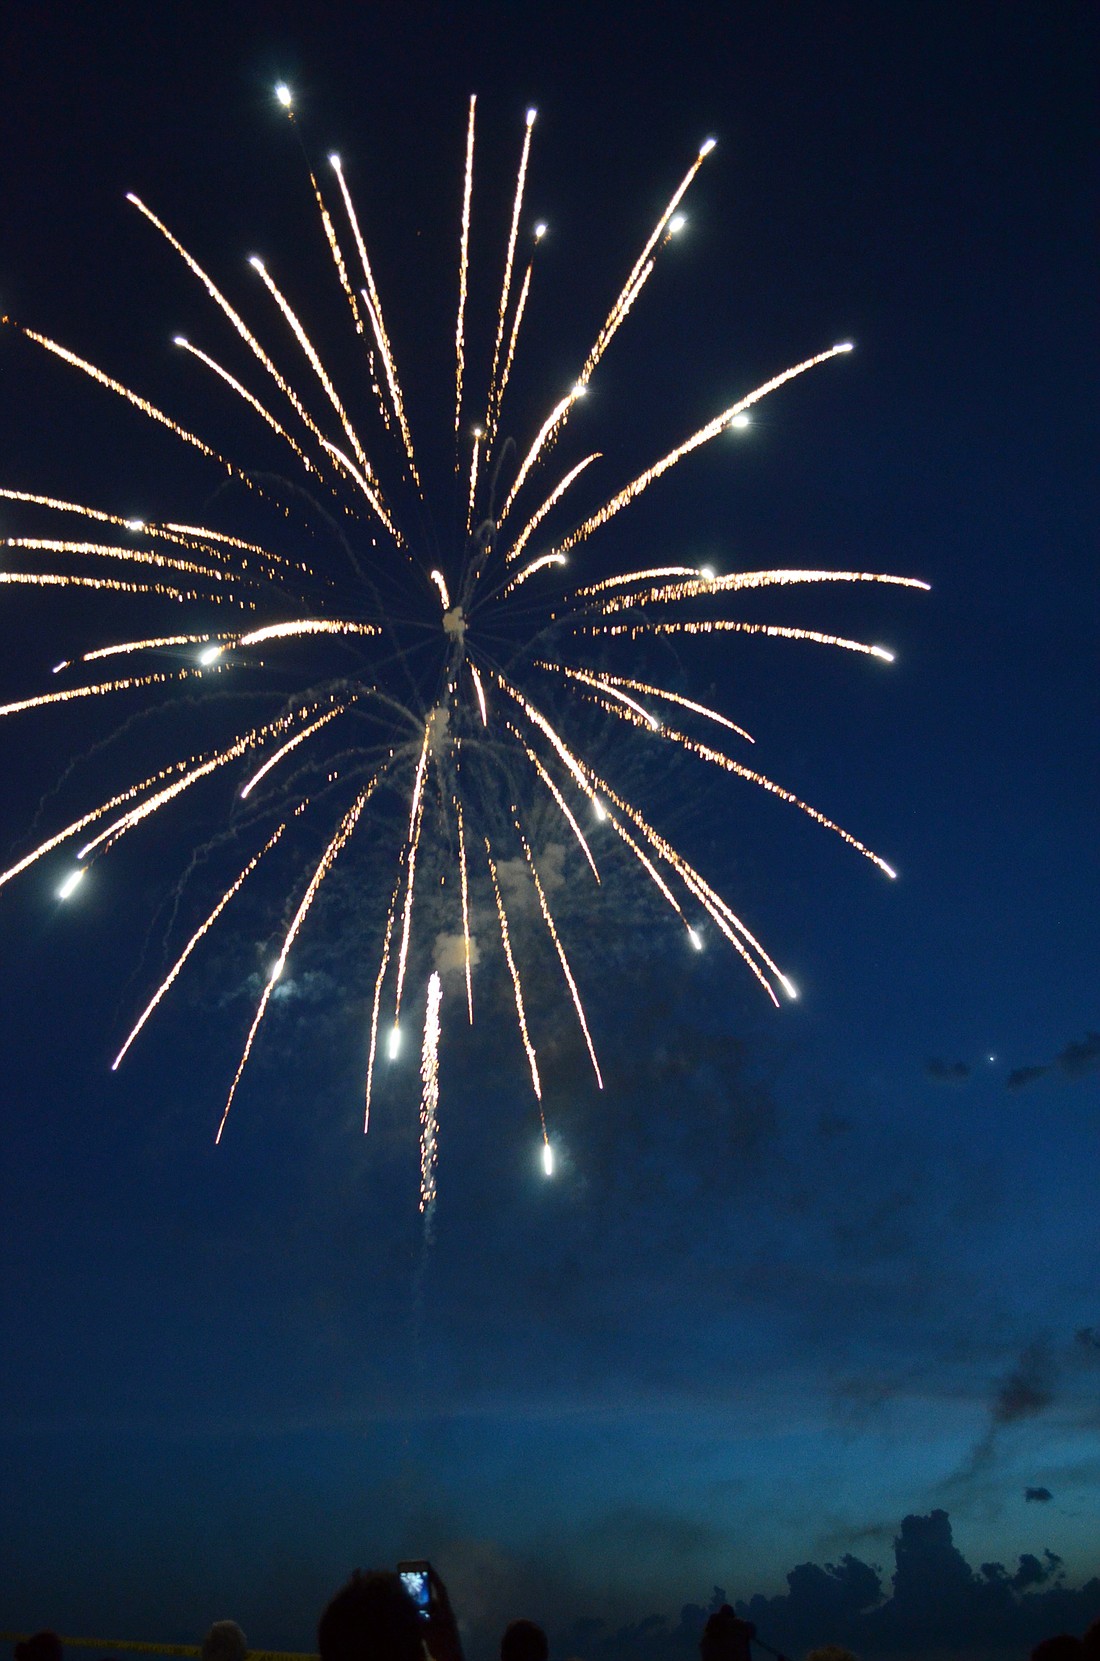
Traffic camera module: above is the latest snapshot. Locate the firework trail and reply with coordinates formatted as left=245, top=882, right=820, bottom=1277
left=0, top=90, right=926, bottom=1206
left=419, top=971, right=443, bottom=1216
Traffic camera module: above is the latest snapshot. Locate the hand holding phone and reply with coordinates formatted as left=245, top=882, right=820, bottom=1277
left=396, top=1561, right=463, bottom=1661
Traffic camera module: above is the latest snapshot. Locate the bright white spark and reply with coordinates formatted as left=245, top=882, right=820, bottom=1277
left=430, top=569, right=452, bottom=611
left=58, top=868, right=84, bottom=900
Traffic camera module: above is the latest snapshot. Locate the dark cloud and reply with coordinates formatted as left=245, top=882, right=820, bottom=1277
left=1007, top=1064, right=1049, bottom=1090
left=941, top=1343, right=1058, bottom=1495
left=1026, top=1487, right=1054, bottom=1503
left=994, top=1342, right=1057, bottom=1425
left=925, top=1056, right=970, bottom=1083
left=1006, top=1029, right=1100, bottom=1090
left=1057, top=1030, right=1100, bottom=1081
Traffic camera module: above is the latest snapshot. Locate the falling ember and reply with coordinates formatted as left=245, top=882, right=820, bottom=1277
left=505, top=451, right=601, bottom=565
left=328, top=152, right=421, bottom=489
left=112, top=826, right=286, bottom=1070
left=469, top=663, right=488, bottom=727
left=516, top=824, right=603, bottom=1090
left=365, top=877, right=403, bottom=1132
left=486, top=838, right=544, bottom=1117
left=239, top=703, right=351, bottom=800
left=454, top=96, right=476, bottom=439
left=216, top=774, right=381, bottom=1144
left=545, top=345, right=861, bottom=564
left=0, top=96, right=924, bottom=1204
left=483, top=107, right=536, bottom=450
left=456, top=801, right=474, bottom=1023
left=419, top=971, right=443, bottom=1213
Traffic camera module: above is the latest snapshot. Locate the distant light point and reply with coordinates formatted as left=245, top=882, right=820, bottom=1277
left=730, top=412, right=751, bottom=430
left=542, top=1142, right=554, bottom=1176
left=669, top=213, right=687, bottom=235
left=275, top=84, right=292, bottom=109
left=699, top=137, right=717, bottom=156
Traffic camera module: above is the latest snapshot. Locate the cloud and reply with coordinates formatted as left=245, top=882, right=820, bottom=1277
left=993, top=1342, right=1056, bottom=1425
left=941, top=1342, right=1058, bottom=1495
left=1007, top=1064, right=1049, bottom=1090
left=1005, top=1029, right=1100, bottom=1090
left=925, top=1057, right=970, bottom=1083
left=1076, top=1327, right=1100, bottom=1353
left=1056, top=1030, right=1100, bottom=1081
left=1025, top=1486, right=1053, bottom=1503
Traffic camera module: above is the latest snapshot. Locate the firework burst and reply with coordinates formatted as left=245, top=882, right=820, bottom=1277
left=0, top=91, right=927, bottom=1198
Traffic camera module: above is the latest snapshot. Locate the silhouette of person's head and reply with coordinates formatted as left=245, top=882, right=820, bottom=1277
left=1082, top=1618, right=1100, bottom=1660
left=700, top=1605, right=755, bottom=1661
left=501, top=1621, right=548, bottom=1661
left=1031, top=1639, right=1084, bottom=1661
left=319, top=1571, right=425, bottom=1661
left=14, top=1636, right=62, bottom=1661
left=201, top=1623, right=248, bottom=1661
left=806, top=1649, right=860, bottom=1661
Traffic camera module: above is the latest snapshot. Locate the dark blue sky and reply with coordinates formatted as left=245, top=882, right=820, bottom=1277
left=0, top=3, right=1096, bottom=1657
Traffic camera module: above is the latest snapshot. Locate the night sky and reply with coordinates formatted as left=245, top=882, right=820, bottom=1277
left=1, top=5, right=1097, bottom=1658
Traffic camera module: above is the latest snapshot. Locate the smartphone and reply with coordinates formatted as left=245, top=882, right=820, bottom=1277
left=397, top=1560, right=433, bottom=1621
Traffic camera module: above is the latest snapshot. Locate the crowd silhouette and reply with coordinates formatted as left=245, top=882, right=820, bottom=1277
left=10, top=1570, right=1100, bottom=1661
